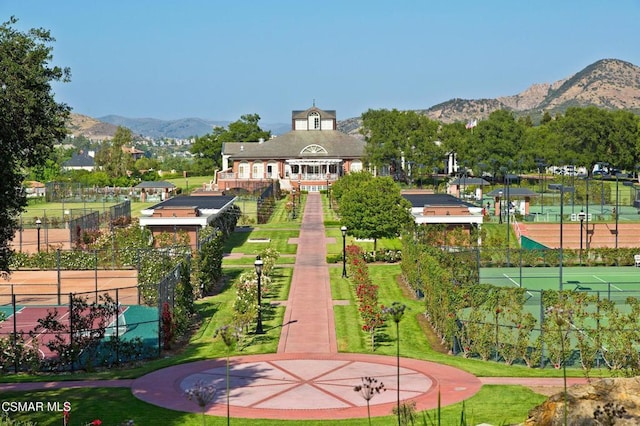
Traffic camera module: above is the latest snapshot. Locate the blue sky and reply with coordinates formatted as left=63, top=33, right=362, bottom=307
left=3, top=1, right=639, bottom=124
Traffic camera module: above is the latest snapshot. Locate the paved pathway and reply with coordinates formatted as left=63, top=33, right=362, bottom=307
left=0, top=192, right=588, bottom=421
left=278, top=192, right=337, bottom=353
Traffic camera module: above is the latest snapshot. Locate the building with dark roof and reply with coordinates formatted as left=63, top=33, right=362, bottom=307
left=62, top=151, right=95, bottom=171
left=403, top=193, right=484, bottom=226
left=138, top=195, right=236, bottom=249
left=217, top=106, right=365, bottom=193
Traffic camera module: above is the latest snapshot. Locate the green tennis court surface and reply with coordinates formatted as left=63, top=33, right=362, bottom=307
left=480, top=266, right=640, bottom=292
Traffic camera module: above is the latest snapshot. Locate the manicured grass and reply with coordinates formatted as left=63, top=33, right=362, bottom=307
left=222, top=229, right=299, bottom=255
left=0, top=385, right=543, bottom=425
left=325, top=230, right=402, bottom=257
left=166, top=175, right=213, bottom=194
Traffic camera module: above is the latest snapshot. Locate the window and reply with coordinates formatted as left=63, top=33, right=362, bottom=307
left=308, top=112, right=320, bottom=130
left=238, top=163, right=247, bottom=179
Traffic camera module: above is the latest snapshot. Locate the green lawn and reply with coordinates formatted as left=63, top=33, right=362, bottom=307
left=222, top=229, right=299, bottom=255
left=1, top=385, right=544, bottom=425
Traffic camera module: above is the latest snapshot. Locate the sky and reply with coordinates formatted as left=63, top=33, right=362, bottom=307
left=3, top=1, right=640, bottom=125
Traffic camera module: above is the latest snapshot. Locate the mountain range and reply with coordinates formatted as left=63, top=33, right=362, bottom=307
left=338, top=58, right=640, bottom=134
left=67, top=58, right=640, bottom=140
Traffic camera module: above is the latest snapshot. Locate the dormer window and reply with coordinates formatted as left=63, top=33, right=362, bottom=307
left=308, top=111, right=320, bottom=130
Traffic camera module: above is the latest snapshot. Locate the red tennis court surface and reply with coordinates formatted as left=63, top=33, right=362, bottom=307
left=0, top=305, right=128, bottom=360
left=0, top=269, right=138, bottom=306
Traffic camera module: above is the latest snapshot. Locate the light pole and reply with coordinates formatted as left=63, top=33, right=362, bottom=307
left=578, top=210, right=586, bottom=265
left=549, top=184, right=574, bottom=291
left=35, top=218, right=41, bottom=253
left=501, top=167, right=511, bottom=266
left=615, top=172, right=619, bottom=250
left=341, top=226, right=347, bottom=278
left=328, top=183, right=332, bottom=209
left=254, top=255, right=264, bottom=334
left=585, top=177, right=590, bottom=251
left=326, top=176, right=330, bottom=197
left=536, top=159, right=546, bottom=213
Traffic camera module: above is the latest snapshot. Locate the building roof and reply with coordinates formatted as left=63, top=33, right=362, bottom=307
left=135, top=181, right=176, bottom=189
left=291, top=106, right=336, bottom=120
left=224, top=130, right=365, bottom=160
left=63, top=152, right=95, bottom=168
left=402, top=193, right=478, bottom=208
left=147, top=195, right=235, bottom=210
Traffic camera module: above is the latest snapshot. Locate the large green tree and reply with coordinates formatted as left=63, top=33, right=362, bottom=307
left=0, top=17, right=70, bottom=275
left=336, top=173, right=413, bottom=251
left=360, top=109, right=442, bottom=179
left=191, top=113, right=271, bottom=174
left=94, top=126, right=135, bottom=179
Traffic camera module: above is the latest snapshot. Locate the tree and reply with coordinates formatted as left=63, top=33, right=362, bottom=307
left=191, top=113, right=271, bottom=174
left=360, top=109, right=441, bottom=179
left=337, top=174, right=413, bottom=251
left=94, top=126, right=135, bottom=179
left=0, top=17, right=70, bottom=275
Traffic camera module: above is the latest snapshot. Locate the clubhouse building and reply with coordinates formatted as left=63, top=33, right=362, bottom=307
left=216, top=106, right=366, bottom=193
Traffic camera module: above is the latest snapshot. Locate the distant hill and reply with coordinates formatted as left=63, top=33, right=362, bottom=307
left=67, top=114, right=290, bottom=140
left=98, top=115, right=229, bottom=139
left=337, top=58, right=640, bottom=134
left=66, top=113, right=121, bottom=141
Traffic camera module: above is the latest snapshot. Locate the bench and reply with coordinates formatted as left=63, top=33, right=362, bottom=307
left=568, top=280, right=591, bottom=291
left=635, top=254, right=640, bottom=267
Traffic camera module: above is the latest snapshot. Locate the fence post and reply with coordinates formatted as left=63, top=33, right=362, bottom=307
left=115, top=288, right=120, bottom=367
left=539, top=292, right=545, bottom=368
left=69, top=292, right=74, bottom=372
left=596, top=291, right=601, bottom=368
left=57, top=249, right=62, bottom=306
left=12, top=292, right=17, bottom=373
left=94, top=250, right=99, bottom=303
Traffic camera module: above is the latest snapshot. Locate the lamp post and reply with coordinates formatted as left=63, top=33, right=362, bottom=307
left=328, top=183, right=332, bottom=209
left=497, top=190, right=503, bottom=224
left=326, top=176, right=330, bottom=197
left=536, top=159, right=546, bottom=213
left=341, top=226, right=347, bottom=278
left=615, top=172, right=619, bottom=250
left=578, top=209, right=586, bottom=265
left=35, top=218, right=41, bottom=253
left=501, top=166, right=511, bottom=266
left=585, top=177, right=590, bottom=251
left=254, top=255, right=264, bottom=334
left=549, top=184, right=574, bottom=291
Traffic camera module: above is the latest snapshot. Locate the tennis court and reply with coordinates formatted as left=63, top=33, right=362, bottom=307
left=0, top=303, right=159, bottom=362
left=0, top=269, right=139, bottom=306
left=480, top=266, right=640, bottom=299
